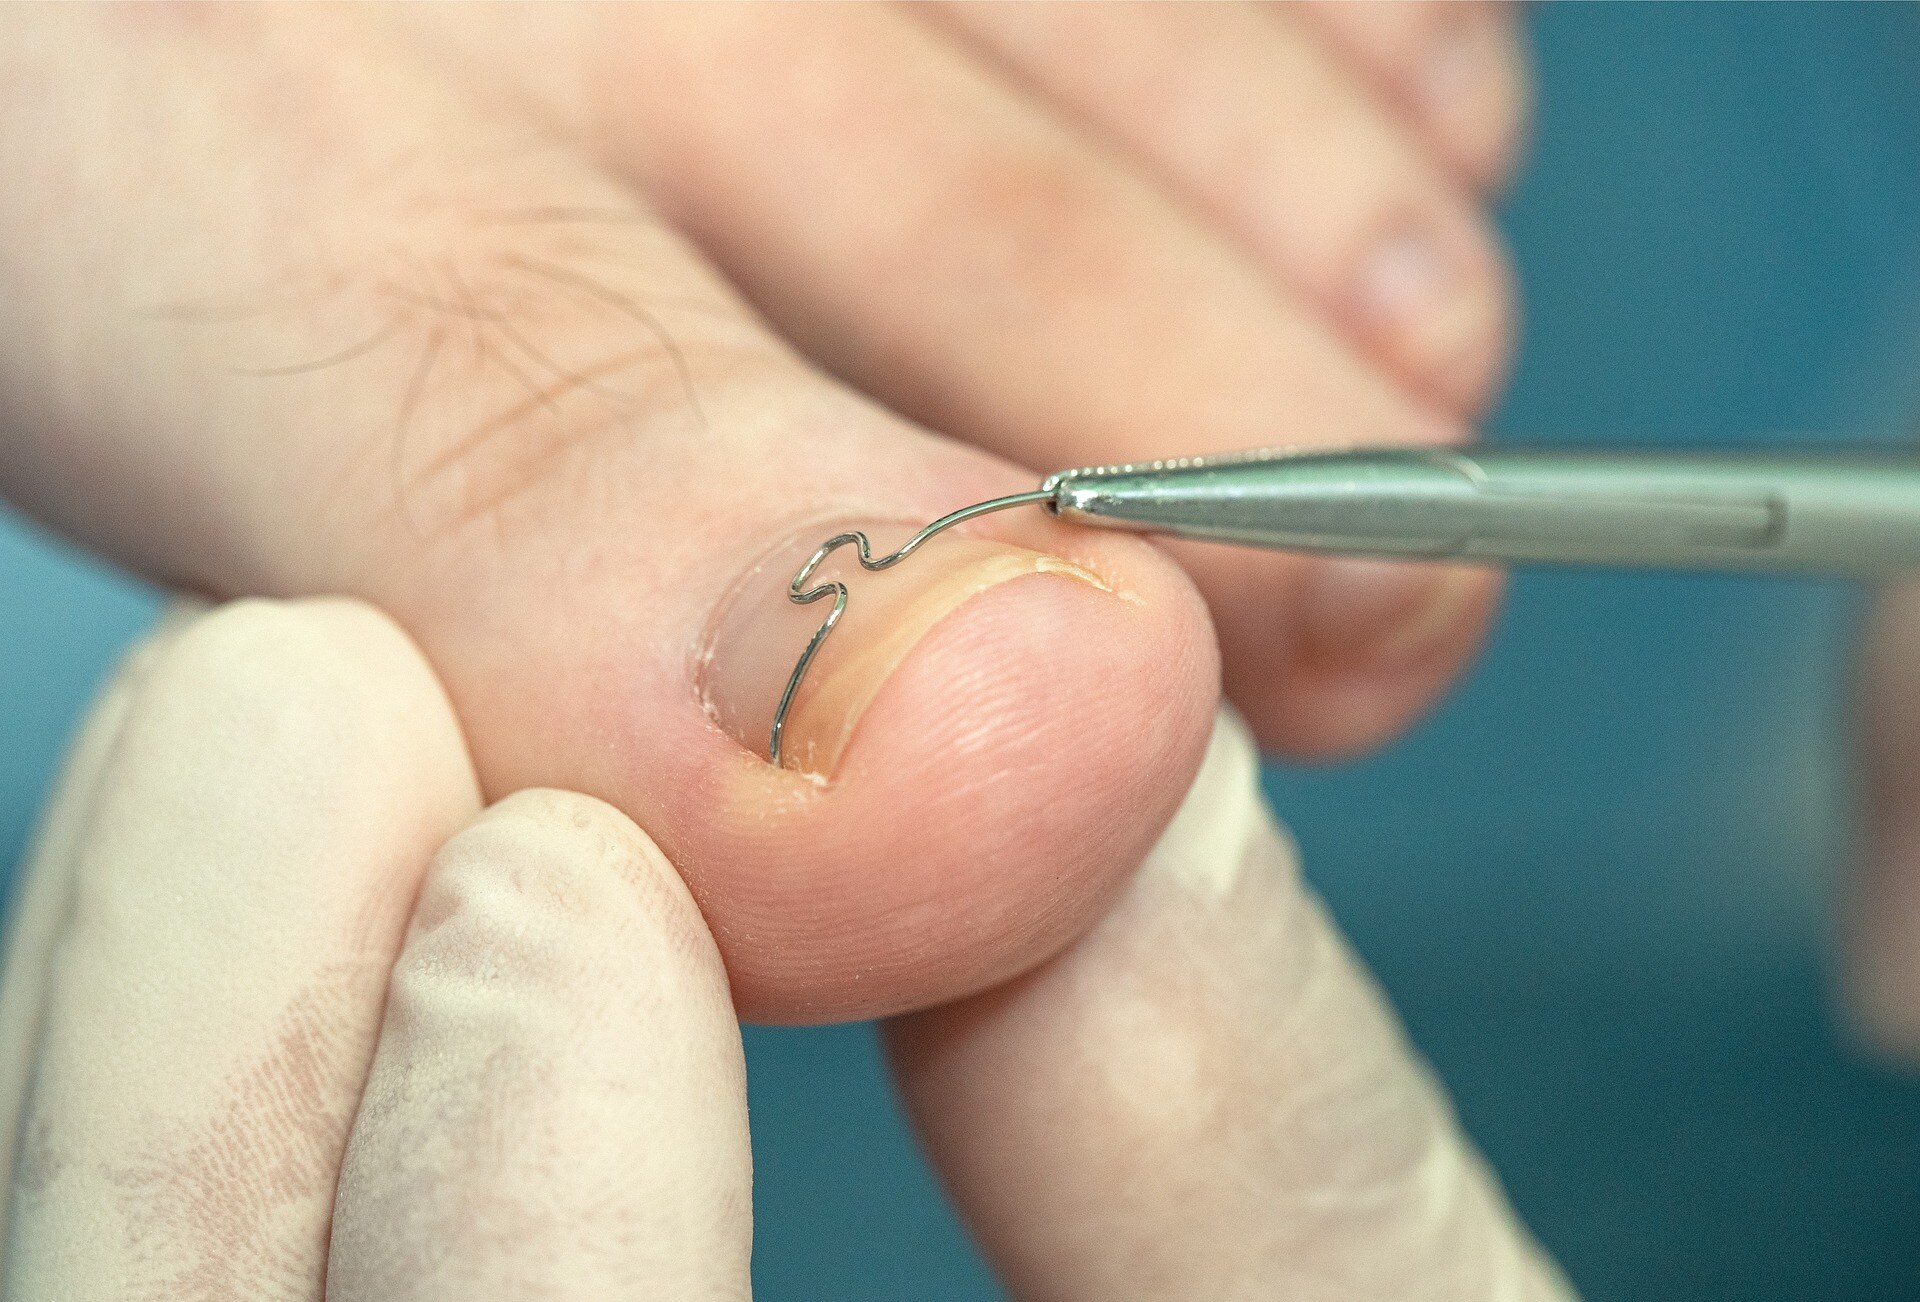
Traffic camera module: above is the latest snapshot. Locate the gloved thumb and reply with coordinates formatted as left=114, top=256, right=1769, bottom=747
left=888, top=708, right=1572, bottom=1300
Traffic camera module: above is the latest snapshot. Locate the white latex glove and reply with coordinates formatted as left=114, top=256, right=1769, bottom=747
left=0, top=599, right=1567, bottom=1299
left=0, top=600, right=751, bottom=1299
left=889, top=697, right=1572, bottom=1300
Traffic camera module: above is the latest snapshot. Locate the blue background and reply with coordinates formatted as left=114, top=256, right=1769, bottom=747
left=7, top=6, right=1920, bottom=1297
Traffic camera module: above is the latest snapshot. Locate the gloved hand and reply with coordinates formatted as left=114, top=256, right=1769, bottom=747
left=0, top=3, right=1525, bottom=1021
left=0, top=599, right=1569, bottom=1298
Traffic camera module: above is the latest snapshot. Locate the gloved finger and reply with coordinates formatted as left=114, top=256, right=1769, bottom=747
left=2, top=599, right=481, bottom=1296
left=328, top=791, right=751, bottom=1301
left=923, top=0, right=1515, bottom=415
left=389, top=1, right=1503, bottom=762
left=0, top=7, right=1216, bottom=1021
left=1292, top=0, right=1533, bottom=193
left=887, top=709, right=1571, bottom=1300
left=1843, top=579, right=1920, bottom=1054
left=0, top=601, right=201, bottom=1249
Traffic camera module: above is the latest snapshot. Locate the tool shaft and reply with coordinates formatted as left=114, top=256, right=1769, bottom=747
left=1045, top=447, right=1920, bottom=577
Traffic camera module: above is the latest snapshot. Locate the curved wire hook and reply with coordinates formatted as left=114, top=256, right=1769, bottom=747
left=769, top=489, right=1056, bottom=767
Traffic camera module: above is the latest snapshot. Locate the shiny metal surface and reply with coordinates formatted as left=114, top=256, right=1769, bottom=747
left=1045, top=447, right=1920, bottom=576
left=773, top=445, right=1920, bottom=767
